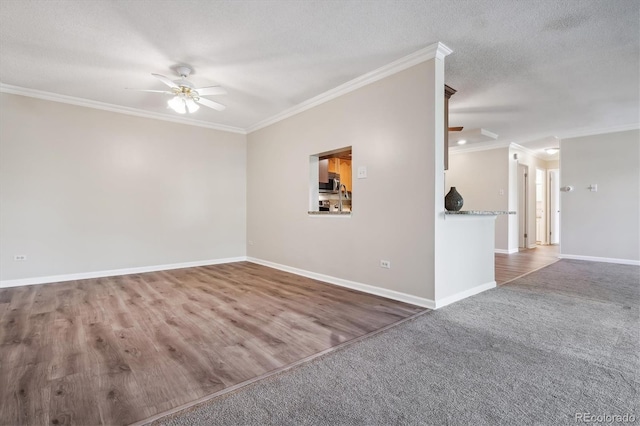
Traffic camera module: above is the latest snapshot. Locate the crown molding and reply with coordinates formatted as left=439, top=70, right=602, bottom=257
left=509, top=123, right=640, bottom=160
left=1, top=42, right=453, bottom=137
left=450, top=141, right=552, bottom=162
left=0, top=83, right=247, bottom=135
left=449, top=140, right=511, bottom=154
left=556, top=123, right=640, bottom=140
left=446, top=123, right=640, bottom=157
left=246, top=41, right=452, bottom=134
left=509, top=143, right=549, bottom=161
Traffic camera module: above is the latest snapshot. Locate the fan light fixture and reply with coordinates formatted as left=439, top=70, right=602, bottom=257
left=457, top=139, right=467, bottom=145
left=168, top=95, right=187, bottom=114
left=128, top=66, right=227, bottom=114
left=168, top=95, right=200, bottom=114
left=185, top=98, right=199, bottom=113
left=545, top=148, right=559, bottom=155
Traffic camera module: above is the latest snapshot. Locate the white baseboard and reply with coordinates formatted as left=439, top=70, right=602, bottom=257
left=433, top=281, right=496, bottom=309
left=0, top=256, right=248, bottom=288
left=2, top=255, right=498, bottom=311
left=247, top=257, right=436, bottom=309
left=495, top=248, right=519, bottom=254
left=558, top=254, right=640, bottom=266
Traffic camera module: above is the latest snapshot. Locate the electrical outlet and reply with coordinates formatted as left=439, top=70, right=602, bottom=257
left=380, top=260, right=391, bottom=269
left=248, top=240, right=255, bottom=246
left=499, top=189, right=504, bottom=196
left=14, top=255, right=27, bottom=261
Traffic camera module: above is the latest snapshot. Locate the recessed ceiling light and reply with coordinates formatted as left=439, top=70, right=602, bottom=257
left=457, top=140, right=467, bottom=145
left=545, top=148, right=559, bottom=155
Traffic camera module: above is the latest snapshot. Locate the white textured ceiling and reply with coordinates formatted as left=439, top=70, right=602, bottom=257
left=1, top=0, right=638, bottom=151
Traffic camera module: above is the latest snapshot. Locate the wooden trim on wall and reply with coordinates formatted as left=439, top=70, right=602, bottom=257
left=444, top=84, right=457, bottom=171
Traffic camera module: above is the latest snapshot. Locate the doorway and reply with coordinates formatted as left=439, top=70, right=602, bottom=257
left=548, top=169, right=560, bottom=244
left=517, top=164, right=529, bottom=249
left=535, top=169, right=546, bottom=244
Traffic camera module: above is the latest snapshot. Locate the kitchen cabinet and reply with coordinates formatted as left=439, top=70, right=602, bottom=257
left=319, top=158, right=329, bottom=183
left=328, top=158, right=339, bottom=173
left=326, top=158, right=352, bottom=191
left=339, top=160, right=352, bottom=192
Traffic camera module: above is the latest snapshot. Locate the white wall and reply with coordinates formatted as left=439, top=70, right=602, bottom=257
left=247, top=60, right=440, bottom=301
left=437, top=215, right=496, bottom=304
left=560, top=129, right=640, bottom=263
left=446, top=148, right=509, bottom=250
left=0, top=93, right=247, bottom=282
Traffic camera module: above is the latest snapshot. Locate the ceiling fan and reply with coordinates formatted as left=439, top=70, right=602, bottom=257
left=130, top=66, right=226, bottom=114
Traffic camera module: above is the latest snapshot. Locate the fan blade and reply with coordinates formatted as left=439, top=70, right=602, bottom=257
left=448, top=126, right=464, bottom=131
left=126, top=89, right=173, bottom=94
left=194, top=86, right=227, bottom=96
left=151, top=73, right=179, bottom=89
left=196, top=97, right=226, bottom=111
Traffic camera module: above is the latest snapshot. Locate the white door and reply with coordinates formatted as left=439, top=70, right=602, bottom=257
left=518, top=164, right=529, bottom=249
left=549, top=169, right=560, bottom=244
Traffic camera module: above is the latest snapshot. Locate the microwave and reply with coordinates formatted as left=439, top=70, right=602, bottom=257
left=319, top=172, right=340, bottom=192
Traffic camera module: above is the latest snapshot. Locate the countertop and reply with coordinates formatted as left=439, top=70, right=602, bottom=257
left=445, top=210, right=515, bottom=215
left=308, top=210, right=513, bottom=216
left=308, top=211, right=351, bottom=216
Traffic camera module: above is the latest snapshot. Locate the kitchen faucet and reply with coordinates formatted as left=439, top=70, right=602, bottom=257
left=338, top=184, right=349, bottom=212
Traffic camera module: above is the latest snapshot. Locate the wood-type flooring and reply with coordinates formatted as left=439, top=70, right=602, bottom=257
left=0, top=262, right=424, bottom=425
left=495, top=244, right=559, bottom=285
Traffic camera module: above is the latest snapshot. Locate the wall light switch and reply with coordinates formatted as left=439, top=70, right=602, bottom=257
left=357, top=166, right=367, bottom=179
